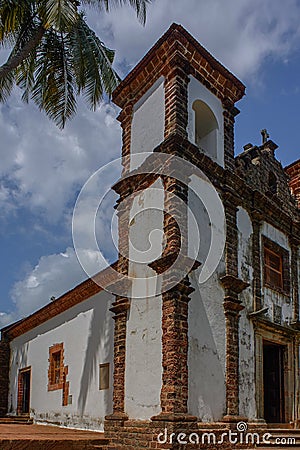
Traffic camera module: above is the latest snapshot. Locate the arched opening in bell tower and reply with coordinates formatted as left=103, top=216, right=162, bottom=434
left=192, top=100, right=219, bottom=159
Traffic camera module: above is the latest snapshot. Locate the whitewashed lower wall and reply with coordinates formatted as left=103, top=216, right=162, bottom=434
left=9, top=290, right=114, bottom=431
left=125, top=293, right=162, bottom=419
left=188, top=266, right=226, bottom=421
left=125, top=179, right=163, bottom=419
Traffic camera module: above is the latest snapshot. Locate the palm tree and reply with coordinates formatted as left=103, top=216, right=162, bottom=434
left=0, top=0, right=150, bottom=128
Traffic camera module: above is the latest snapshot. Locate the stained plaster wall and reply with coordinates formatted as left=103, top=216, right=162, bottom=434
left=130, top=77, right=165, bottom=171
left=237, top=206, right=256, bottom=419
left=187, top=176, right=226, bottom=420
left=125, top=178, right=164, bottom=419
left=188, top=265, right=226, bottom=421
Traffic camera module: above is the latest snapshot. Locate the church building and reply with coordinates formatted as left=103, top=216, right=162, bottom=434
left=1, top=23, right=300, bottom=449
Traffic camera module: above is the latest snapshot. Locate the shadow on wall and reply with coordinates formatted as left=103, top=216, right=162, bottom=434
left=188, top=272, right=225, bottom=421
left=9, top=343, right=29, bottom=414
left=78, top=291, right=113, bottom=416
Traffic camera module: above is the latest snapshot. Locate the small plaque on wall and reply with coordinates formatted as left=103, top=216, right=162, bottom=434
left=99, top=363, right=110, bottom=390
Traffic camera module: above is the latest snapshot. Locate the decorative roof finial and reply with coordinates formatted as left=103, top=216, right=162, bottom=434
left=261, top=129, right=269, bottom=144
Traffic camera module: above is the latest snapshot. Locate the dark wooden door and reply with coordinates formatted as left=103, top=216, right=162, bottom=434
left=263, top=342, right=284, bottom=423
left=21, top=370, right=31, bottom=414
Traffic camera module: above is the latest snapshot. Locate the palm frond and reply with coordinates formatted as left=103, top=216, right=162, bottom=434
left=0, top=0, right=35, bottom=41
left=0, top=67, right=15, bottom=101
left=0, top=0, right=151, bottom=127
left=31, top=30, right=76, bottom=128
left=69, top=16, right=120, bottom=109
left=15, top=50, right=37, bottom=103
left=38, top=0, right=78, bottom=31
left=81, top=0, right=151, bottom=24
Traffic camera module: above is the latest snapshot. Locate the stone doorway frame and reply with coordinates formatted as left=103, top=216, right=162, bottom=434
left=253, top=319, right=299, bottom=425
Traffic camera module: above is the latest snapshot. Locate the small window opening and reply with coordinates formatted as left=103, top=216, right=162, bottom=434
left=192, top=100, right=218, bottom=158
left=48, top=343, right=64, bottom=390
left=264, top=247, right=283, bottom=290
left=52, top=352, right=61, bottom=384
left=268, top=172, right=277, bottom=194
left=263, top=237, right=290, bottom=295
left=99, top=363, right=110, bottom=390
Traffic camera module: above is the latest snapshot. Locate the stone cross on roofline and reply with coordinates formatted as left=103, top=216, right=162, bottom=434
left=261, top=128, right=270, bottom=144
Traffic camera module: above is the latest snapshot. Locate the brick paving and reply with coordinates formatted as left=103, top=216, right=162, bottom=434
left=0, top=423, right=109, bottom=450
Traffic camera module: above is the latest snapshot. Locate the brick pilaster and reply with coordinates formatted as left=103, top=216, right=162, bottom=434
left=221, top=195, right=248, bottom=421
left=159, top=277, right=194, bottom=417
left=0, top=338, right=10, bottom=417
left=164, top=53, right=190, bottom=140
left=116, top=200, right=130, bottom=280
left=223, top=298, right=244, bottom=419
left=117, top=103, right=133, bottom=175
left=163, top=173, right=189, bottom=256
left=223, top=101, right=239, bottom=171
left=107, top=296, right=130, bottom=420
left=159, top=172, right=190, bottom=417
left=223, top=194, right=238, bottom=277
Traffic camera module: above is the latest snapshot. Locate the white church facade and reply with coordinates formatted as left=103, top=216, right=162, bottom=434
left=1, top=24, right=300, bottom=449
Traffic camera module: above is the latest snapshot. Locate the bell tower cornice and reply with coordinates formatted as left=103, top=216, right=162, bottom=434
left=112, top=23, right=245, bottom=110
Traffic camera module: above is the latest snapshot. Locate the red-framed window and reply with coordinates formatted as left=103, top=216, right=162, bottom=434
left=48, top=343, right=64, bottom=391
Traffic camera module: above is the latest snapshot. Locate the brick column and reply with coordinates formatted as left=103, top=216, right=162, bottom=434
left=223, top=194, right=238, bottom=278
left=251, top=213, right=263, bottom=311
left=223, top=298, right=244, bottom=419
left=106, top=180, right=133, bottom=423
left=117, top=103, right=133, bottom=175
left=221, top=194, right=248, bottom=421
left=164, top=52, right=190, bottom=140
left=223, top=101, right=240, bottom=172
left=161, top=278, right=194, bottom=416
left=115, top=193, right=131, bottom=280
left=107, top=296, right=130, bottom=421
left=0, top=338, right=10, bottom=417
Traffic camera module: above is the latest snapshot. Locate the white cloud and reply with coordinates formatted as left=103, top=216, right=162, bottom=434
left=89, top=0, right=300, bottom=80
left=0, top=246, right=108, bottom=327
left=0, top=94, right=121, bottom=222
left=0, top=312, right=16, bottom=329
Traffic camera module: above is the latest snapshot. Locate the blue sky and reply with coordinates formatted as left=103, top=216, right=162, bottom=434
left=0, top=0, right=300, bottom=326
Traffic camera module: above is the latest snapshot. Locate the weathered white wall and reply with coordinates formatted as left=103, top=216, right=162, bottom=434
left=125, top=178, right=163, bottom=419
left=188, top=175, right=226, bottom=284
left=187, top=76, right=224, bottom=167
left=187, top=175, right=226, bottom=421
left=261, top=222, right=293, bottom=325
left=9, top=290, right=114, bottom=431
left=237, top=207, right=256, bottom=419
left=188, top=264, right=226, bottom=421
left=130, top=76, right=165, bottom=170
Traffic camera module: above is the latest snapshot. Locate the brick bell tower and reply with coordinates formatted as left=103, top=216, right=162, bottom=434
left=105, top=23, right=246, bottom=448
